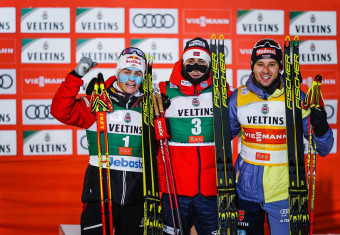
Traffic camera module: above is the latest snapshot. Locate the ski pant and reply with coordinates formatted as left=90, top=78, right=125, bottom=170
left=162, top=193, right=218, bottom=235
left=237, top=198, right=289, bottom=235
left=80, top=201, right=144, bottom=235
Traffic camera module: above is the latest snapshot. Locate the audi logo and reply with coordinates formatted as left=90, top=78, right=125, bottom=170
left=0, top=74, right=13, bottom=89
left=240, top=74, right=249, bottom=86
left=133, top=14, right=175, bottom=28
left=325, top=104, right=335, bottom=120
left=80, top=135, right=88, bottom=150
left=25, top=104, right=54, bottom=120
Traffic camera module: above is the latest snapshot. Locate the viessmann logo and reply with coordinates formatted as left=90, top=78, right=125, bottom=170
left=183, top=9, right=231, bottom=34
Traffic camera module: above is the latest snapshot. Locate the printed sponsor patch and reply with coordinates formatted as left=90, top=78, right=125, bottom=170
left=255, top=152, right=270, bottom=161
left=181, top=80, right=192, bottom=87
left=189, top=136, right=204, bottom=143
left=119, top=147, right=132, bottom=156
left=241, top=87, right=248, bottom=95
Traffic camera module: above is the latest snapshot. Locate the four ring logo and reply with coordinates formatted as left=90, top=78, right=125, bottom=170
left=133, top=14, right=175, bottom=28
left=25, top=104, right=54, bottom=120
left=80, top=135, right=88, bottom=150
left=325, top=104, right=335, bottom=120
left=0, top=74, right=13, bottom=89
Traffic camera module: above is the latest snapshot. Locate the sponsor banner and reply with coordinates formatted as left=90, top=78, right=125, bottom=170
left=77, top=130, right=88, bottom=155
left=0, top=99, right=16, bottom=125
left=76, top=8, right=124, bottom=33
left=23, top=129, right=73, bottom=156
left=22, top=69, right=69, bottom=95
left=0, top=7, right=16, bottom=33
left=76, top=38, right=124, bottom=63
left=131, top=38, right=178, bottom=64
left=237, top=10, right=284, bottom=35
left=237, top=69, right=252, bottom=87
left=0, top=39, right=16, bottom=64
left=21, top=38, right=71, bottom=64
left=183, top=38, right=232, bottom=64
left=21, top=8, right=70, bottom=33
left=152, top=68, right=172, bottom=88
left=299, top=40, right=337, bottom=65
left=330, top=129, right=337, bottom=154
left=236, top=39, right=256, bottom=65
left=324, top=99, right=338, bottom=125
left=300, top=70, right=338, bottom=96
left=290, top=11, right=337, bottom=36
left=80, top=68, right=116, bottom=94
left=0, top=130, right=17, bottom=156
left=226, top=69, right=233, bottom=88
left=129, top=8, right=178, bottom=34
left=183, top=9, right=231, bottom=35
left=0, top=69, right=16, bottom=94
left=22, top=99, right=61, bottom=125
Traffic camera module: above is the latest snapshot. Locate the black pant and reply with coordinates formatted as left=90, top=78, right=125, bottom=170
left=80, top=201, right=144, bottom=235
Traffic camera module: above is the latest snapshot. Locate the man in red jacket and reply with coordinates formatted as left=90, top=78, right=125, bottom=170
left=158, top=37, right=231, bottom=235
left=51, top=48, right=147, bottom=235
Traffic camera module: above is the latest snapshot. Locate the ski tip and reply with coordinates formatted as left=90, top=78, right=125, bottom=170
left=218, top=34, right=224, bottom=40
left=284, top=36, right=291, bottom=47
left=148, top=55, right=154, bottom=66
left=211, top=34, right=217, bottom=39
left=293, top=35, right=300, bottom=47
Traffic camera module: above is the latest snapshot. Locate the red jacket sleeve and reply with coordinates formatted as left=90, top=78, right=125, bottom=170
left=51, top=72, right=96, bottom=129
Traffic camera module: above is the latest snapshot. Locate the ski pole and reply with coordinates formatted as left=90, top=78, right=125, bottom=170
left=90, top=74, right=114, bottom=235
left=152, top=92, right=178, bottom=234
left=155, top=91, right=184, bottom=235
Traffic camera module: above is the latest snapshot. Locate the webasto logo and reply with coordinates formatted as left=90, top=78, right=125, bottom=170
left=21, top=8, right=70, bottom=33
left=237, top=10, right=283, bottom=35
left=21, top=38, right=71, bottom=63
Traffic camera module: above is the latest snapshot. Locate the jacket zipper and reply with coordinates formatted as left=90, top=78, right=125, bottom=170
left=197, top=146, right=201, bottom=195
left=121, top=171, right=126, bottom=206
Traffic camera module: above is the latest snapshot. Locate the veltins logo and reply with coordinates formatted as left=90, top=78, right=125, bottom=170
left=130, top=8, right=178, bottom=34
left=183, top=9, right=231, bottom=35
left=76, top=38, right=124, bottom=63
left=0, top=131, right=17, bottom=156
left=299, top=40, right=337, bottom=65
left=22, top=69, right=70, bottom=95
left=131, top=38, right=178, bottom=64
left=21, top=8, right=70, bottom=33
left=0, top=69, right=16, bottom=94
left=0, top=8, right=16, bottom=33
left=0, top=99, right=16, bottom=125
left=22, top=99, right=61, bottom=125
left=290, top=11, right=336, bottom=36
left=23, top=130, right=72, bottom=156
left=237, top=10, right=284, bottom=35
left=76, top=8, right=124, bottom=33
left=21, top=38, right=71, bottom=64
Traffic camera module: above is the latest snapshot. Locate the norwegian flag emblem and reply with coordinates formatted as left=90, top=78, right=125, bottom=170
left=193, top=51, right=200, bottom=56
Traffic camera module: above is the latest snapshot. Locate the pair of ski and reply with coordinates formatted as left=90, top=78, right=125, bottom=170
left=211, top=34, right=238, bottom=235
left=283, top=36, right=310, bottom=235
left=141, top=56, right=163, bottom=235
left=142, top=56, right=184, bottom=235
